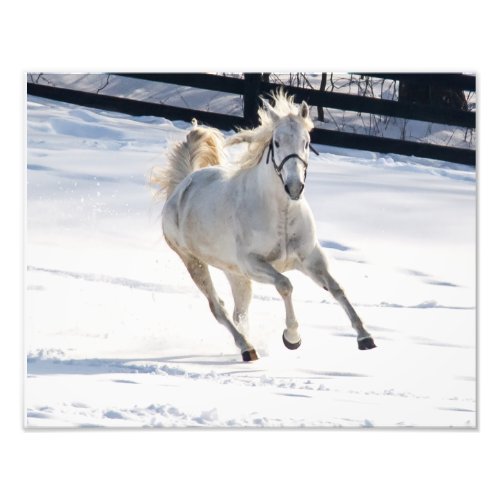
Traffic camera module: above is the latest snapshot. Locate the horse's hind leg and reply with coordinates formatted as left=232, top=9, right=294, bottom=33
left=225, top=272, right=252, bottom=334
left=179, top=253, right=258, bottom=361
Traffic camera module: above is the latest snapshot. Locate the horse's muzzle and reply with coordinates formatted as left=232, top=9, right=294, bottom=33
left=284, top=182, right=304, bottom=201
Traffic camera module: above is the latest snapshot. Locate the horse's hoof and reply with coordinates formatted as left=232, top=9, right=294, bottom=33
left=358, top=337, right=377, bottom=350
left=283, top=333, right=301, bottom=350
left=242, top=349, right=259, bottom=362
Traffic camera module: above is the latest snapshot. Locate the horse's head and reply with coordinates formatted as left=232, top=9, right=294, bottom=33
left=263, top=99, right=316, bottom=201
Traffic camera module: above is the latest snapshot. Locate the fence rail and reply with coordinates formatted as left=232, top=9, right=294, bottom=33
left=356, top=73, right=476, bottom=92
left=27, top=72, right=476, bottom=166
left=26, top=82, right=247, bottom=130
left=112, top=72, right=475, bottom=129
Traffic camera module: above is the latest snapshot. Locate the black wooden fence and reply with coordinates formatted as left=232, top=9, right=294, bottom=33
left=27, top=72, right=476, bottom=166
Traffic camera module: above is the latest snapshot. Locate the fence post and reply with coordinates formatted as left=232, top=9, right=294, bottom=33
left=243, top=73, right=262, bottom=127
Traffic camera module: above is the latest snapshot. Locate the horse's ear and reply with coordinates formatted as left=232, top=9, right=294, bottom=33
left=261, top=98, right=280, bottom=123
left=299, top=101, right=309, bottom=119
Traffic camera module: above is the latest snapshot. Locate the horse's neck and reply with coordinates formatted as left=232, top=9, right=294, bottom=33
left=252, top=156, right=290, bottom=212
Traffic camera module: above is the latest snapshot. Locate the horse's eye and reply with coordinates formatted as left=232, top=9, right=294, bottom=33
left=274, top=140, right=280, bottom=148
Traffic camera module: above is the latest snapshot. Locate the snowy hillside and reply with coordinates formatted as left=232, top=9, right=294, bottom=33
left=25, top=95, right=476, bottom=428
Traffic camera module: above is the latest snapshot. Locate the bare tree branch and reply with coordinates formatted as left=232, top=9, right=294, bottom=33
left=96, top=74, right=111, bottom=94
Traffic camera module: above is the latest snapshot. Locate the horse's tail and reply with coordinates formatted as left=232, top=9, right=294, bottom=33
left=150, top=119, right=225, bottom=199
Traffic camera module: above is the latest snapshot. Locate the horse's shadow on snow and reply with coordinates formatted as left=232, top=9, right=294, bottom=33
left=26, top=354, right=259, bottom=378
left=26, top=354, right=370, bottom=381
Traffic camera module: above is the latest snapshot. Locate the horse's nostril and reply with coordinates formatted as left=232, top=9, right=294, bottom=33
left=299, top=184, right=304, bottom=194
left=284, top=184, right=290, bottom=195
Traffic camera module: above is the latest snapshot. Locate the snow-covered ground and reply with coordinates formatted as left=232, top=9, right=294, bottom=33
left=25, top=95, right=476, bottom=428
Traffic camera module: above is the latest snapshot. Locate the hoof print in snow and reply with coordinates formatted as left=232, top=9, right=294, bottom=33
left=283, top=333, right=302, bottom=350
left=242, top=349, right=259, bottom=362
left=358, top=337, right=377, bottom=350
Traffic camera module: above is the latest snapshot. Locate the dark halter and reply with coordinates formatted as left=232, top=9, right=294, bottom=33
left=266, top=139, right=319, bottom=185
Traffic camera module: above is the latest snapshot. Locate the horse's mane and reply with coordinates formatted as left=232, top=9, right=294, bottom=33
left=226, top=89, right=314, bottom=170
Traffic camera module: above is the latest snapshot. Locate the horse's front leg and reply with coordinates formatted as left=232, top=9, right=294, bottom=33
left=299, top=246, right=376, bottom=350
left=243, top=255, right=302, bottom=350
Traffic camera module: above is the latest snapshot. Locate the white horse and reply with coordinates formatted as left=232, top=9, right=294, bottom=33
left=153, top=92, right=376, bottom=361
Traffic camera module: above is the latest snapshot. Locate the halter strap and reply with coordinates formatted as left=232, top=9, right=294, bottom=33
left=266, top=140, right=319, bottom=184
